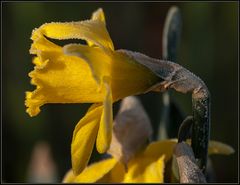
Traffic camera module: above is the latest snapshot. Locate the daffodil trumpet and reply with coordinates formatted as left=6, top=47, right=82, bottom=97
left=25, top=8, right=210, bottom=175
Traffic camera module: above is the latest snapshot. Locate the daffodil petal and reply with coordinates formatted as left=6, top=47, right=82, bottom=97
left=91, top=8, right=106, bottom=23
left=96, top=79, right=113, bottom=153
left=75, top=158, right=117, bottom=183
left=63, top=44, right=160, bottom=102
left=32, top=10, right=114, bottom=50
left=87, top=8, right=106, bottom=47
left=143, top=139, right=177, bottom=162
left=62, top=158, right=117, bottom=183
left=208, top=140, right=235, bottom=155
left=71, top=104, right=103, bottom=175
left=108, top=161, right=125, bottom=182
left=184, top=139, right=234, bottom=155
left=25, top=91, right=43, bottom=116
left=32, top=57, right=48, bottom=68
left=112, top=51, right=160, bottom=101
left=30, top=34, right=61, bottom=57
left=143, top=139, right=234, bottom=164
left=124, top=155, right=165, bottom=183
left=63, top=43, right=111, bottom=85
left=62, top=169, right=76, bottom=183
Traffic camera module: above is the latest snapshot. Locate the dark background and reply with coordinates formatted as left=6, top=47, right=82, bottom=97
left=2, top=2, right=238, bottom=183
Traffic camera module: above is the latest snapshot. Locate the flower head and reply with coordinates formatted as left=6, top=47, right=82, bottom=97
left=25, top=8, right=160, bottom=175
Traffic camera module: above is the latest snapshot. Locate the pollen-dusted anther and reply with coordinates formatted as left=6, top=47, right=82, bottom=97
left=107, top=96, right=152, bottom=168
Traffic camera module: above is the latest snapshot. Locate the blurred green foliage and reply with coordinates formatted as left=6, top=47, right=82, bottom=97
left=2, top=2, right=238, bottom=183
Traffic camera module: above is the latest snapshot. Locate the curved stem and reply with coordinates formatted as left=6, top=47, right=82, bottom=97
left=178, top=116, right=193, bottom=143
left=120, top=49, right=211, bottom=172
left=162, top=6, right=182, bottom=62
left=192, top=88, right=210, bottom=172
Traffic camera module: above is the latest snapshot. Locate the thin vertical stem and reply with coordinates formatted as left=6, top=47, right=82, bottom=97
left=158, top=6, right=182, bottom=140
left=162, top=6, right=182, bottom=62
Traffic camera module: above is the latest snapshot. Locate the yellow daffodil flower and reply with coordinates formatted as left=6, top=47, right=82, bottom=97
left=62, top=139, right=234, bottom=183
left=25, top=8, right=161, bottom=175
left=62, top=96, right=234, bottom=183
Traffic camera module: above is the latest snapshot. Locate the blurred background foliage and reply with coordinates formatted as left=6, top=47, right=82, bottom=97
left=2, top=2, right=238, bottom=183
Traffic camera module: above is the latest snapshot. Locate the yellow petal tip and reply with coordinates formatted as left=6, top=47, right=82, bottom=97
left=92, top=8, right=105, bottom=23
left=97, top=143, right=110, bottom=154
left=25, top=91, right=41, bottom=117
left=209, top=140, right=235, bottom=155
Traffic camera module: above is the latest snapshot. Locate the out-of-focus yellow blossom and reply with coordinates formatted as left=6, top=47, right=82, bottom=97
left=62, top=139, right=234, bottom=183
left=25, top=8, right=161, bottom=175
left=62, top=96, right=234, bottom=183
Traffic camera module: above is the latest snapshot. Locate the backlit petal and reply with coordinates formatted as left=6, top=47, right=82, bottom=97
left=96, top=79, right=113, bottom=153
left=143, top=140, right=177, bottom=162
left=124, top=155, right=165, bottom=183
left=184, top=139, right=234, bottom=155
left=112, top=51, right=160, bottom=101
left=74, top=158, right=117, bottom=183
left=62, top=169, right=75, bottom=183
left=87, top=8, right=106, bottom=47
left=32, top=9, right=114, bottom=50
left=62, top=45, right=160, bottom=102
left=208, top=140, right=235, bottom=155
left=91, top=8, right=106, bottom=23
left=108, top=162, right=125, bottom=182
left=63, top=43, right=111, bottom=85
left=143, top=139, right=234, bottom=163
left=71, top=104, right=102, bottom=175
left=30, top=34, right=61, bottom=57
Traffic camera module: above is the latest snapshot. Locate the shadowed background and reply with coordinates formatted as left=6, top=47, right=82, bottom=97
left=2, top=2, right=238, bottom=183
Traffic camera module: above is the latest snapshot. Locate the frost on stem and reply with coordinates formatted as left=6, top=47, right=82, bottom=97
left=119, top=49, right=210, bottom=172
left=174, top=142, right=207, bottom=183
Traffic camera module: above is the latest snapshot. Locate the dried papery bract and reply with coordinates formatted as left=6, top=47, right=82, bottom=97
left=108, top=96, right=152, bottom=167
left=119, top=49, right=210, bottom=172
left=174, top=142, right=206, bottom=183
